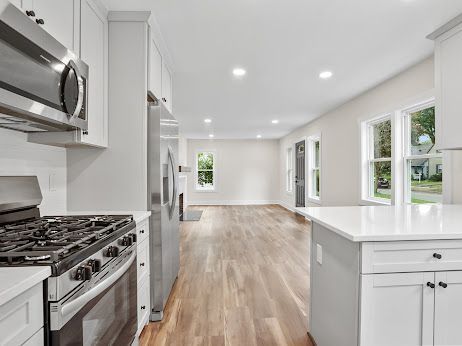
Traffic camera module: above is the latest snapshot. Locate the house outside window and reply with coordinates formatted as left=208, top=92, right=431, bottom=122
left=363, top=116, right=392, bottom=203
left=308, top=135, right=321, bottom=202
left=195, top=151, right=216, bottom=191
left=403, top=103, right=442, bottom=204
left=286, top=147, right=293, bottom=193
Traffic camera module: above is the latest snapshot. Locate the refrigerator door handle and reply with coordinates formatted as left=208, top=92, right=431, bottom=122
left=168, top=146, right=177, bottom=220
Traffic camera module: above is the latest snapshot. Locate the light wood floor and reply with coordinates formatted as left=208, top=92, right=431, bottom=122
left=140, top=205, right=313, bottom=346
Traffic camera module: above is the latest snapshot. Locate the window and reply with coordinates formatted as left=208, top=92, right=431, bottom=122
left=364, top=116, right=392, bottom=203
left=286, top=147, right=293, bottom=193
left=308, top=136, right=321, bottom=201
left=403, top=103, right=442, bottom=204
left=195, top=151, right=215, bottom=191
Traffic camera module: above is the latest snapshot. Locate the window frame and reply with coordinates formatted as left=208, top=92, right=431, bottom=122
left=361, top=114, right=393, bottom=205
left=307, top=134, right=321, bottom=203
left=401, top=100, right=442, bottom=204
left=286, top=146, right=294, bottom=194
left=194, top=150, right=217, bottom=192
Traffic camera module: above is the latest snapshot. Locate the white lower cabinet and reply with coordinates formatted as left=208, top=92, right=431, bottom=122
left=0, top=282, right=44, bottom=346
left=22, top=328, right=44, bottom=346
left=361, top=271, right=462, bottom=346
left=136, top=217, right=150, bottom=336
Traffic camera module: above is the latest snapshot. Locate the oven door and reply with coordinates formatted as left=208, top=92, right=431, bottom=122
left=0, top=2, right=88, bottom=131
left=50, top=249, right=138, bottom=346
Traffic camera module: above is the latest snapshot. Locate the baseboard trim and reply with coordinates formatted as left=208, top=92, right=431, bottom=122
left=278, top=200, right=296, bottom=212
left=188, top=200, right=280, bottom=206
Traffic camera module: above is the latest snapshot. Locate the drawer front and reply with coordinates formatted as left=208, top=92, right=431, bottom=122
left=362, top=240, right=462, bottom=274
left=136, top=218, right=149, bottom=244
left=137, top=276, right=150, bottom=331
left=137, top=238, right=150, bottom=283
left=22, top=327, right=44, bottom=346
left=0, top=282, right=43, bottom=346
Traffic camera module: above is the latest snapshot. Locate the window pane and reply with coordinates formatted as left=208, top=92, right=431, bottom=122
left=197, top=152, right=214, bottom=170
left=408, top=158, right=442, bottom=204
left=372, top=119, right=391, bottom=159
left=315, top=141, right=320, bottom=167
left=198, top=170, right=214, bottom=188
left=372, top=161, right=391, bottom=200
left=313, top=169, right=320, bottom=197
left=410, top=106, right=435, bottom=154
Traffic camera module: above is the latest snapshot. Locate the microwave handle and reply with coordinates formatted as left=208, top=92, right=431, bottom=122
left=66, top=60, right=85, bottom=120
left=60, top=249, right=136, bottom=323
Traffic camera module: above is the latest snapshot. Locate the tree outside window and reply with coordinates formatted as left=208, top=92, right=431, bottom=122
left=196, top=152, right=215, bottom=190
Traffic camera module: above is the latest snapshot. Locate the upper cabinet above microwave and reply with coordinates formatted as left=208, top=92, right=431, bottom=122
left=428, top=14, right=462, bottom=150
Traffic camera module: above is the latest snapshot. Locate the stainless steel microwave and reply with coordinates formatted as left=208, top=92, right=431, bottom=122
left=0, top=1, right=88, bottom=133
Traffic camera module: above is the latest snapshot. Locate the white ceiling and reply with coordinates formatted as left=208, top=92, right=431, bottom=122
left=102, top=0, right=462, bottom=139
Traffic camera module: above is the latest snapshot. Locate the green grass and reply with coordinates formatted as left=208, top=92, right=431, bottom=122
left=411, top=198, right=435, bottom=204
left=374, top=191, right=391, bottom=200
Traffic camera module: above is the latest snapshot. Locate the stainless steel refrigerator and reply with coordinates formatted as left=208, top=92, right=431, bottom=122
left=147, top=101, right=180, bottom=321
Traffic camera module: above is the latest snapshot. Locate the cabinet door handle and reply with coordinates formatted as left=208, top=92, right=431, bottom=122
left=427, top=282, right=435, bottom=289
left=140, top=229, right=145, bottom=234
left=26, top=10, right=35, bottom=17
left=141, top=305, right=146, bottom=310
left=140, top=262, right=145, bottom=267
left=36, top=18, right=45, bottom=25
left=439, top=281, right=448, bottom=288
left=162, top=97, right=167, bottom=102
left=433, top=253, right=442, bottom=259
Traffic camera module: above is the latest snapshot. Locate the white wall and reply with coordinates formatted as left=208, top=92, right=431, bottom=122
left=187, top=139, right=280, bottom=205
left=279, top=57, right=441, bottom=208
left=0, top=129, right=67, bottom=214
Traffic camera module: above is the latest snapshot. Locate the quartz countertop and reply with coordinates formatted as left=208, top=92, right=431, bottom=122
left=46, top=211, right=151, bottom=224
left=296, top=204, right=462, bottom=242
left=0, top=266, right=51, bottom=306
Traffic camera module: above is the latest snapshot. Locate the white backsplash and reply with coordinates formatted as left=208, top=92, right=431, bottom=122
left=0, top=128, right=67, bottom=215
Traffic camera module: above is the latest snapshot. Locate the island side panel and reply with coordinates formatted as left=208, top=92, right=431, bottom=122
left=310, top=222, right=361, bottom=346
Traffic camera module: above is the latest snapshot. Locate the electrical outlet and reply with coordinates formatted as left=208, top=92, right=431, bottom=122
left=316, top=243, right=322, bottom=264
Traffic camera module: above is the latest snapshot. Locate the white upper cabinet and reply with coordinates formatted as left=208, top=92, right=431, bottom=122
left=149, top=38, right=162, bottom=101
left=429, top=17, right=462, bottom=150
left=79, top=0, right=108, bottom=147
left=162, top=62, right=173, bottom=113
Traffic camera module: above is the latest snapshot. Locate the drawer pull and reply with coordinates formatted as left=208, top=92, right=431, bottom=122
left=433, top=253, right=442, bottom=259
left=439, top=281, right=448, bottom=288
left=140, top=262, right=145, bottom=267
left=140, top=229, right=145, bottom=234
left=141, top=305, right=146, bottom=310
left=427, top=282, right=435, bottom=289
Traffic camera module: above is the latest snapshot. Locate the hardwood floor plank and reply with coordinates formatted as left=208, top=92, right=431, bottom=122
left=139, top=205, right=313, bottom=346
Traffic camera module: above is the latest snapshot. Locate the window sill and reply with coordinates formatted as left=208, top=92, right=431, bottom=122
left=360, top=198, right=391, bottom=206
left=307, top=196, right=321, bottom=205
left=195, top=188, right=217, bottom=193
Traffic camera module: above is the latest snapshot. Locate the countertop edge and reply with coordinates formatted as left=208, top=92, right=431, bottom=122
left=0, top=267, right=51, bottom=307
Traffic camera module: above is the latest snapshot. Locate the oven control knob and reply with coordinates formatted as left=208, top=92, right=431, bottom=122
left=130, top=233, right=137, bottom=243
left=75, top=265, right=92, bottom=281
left=105, top=246, right=119, bottom=257
left=87, top=259, right=102, bottom=272
left=121, top=236, right=133, bottom=246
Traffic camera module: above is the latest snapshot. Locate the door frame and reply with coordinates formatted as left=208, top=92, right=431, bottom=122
left=292, top=136, right=308, bottom=208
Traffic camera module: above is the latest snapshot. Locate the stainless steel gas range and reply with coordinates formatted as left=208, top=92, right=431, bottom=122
left=0, top=176, right=138, bottom=345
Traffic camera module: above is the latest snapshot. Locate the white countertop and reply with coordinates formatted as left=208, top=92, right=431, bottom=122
left=0, top=266, right=51, bottom=306
left=296, top=204, right=462, bottom=242
left=46, top=210, right=151, bottom=224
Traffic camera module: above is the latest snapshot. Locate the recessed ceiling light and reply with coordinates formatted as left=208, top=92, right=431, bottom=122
left=232, top=68, right=246, bottom=77
left=209, top=134, right=214, bottom=138
left=204, top=118, right=212, bottom=123
left=319, top=71, right=333, bottom=79
left=271, top=120, right=279, bottom=124
left=256, top=134, right=262, bottom=139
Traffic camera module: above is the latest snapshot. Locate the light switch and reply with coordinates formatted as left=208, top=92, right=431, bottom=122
left=316, top=243, right=322, bottom=264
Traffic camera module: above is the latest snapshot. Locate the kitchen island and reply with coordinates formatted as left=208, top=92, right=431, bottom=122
left=297, top=204, right=462, bottom=346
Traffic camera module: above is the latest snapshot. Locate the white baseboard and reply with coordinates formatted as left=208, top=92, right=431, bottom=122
left=188, top=200, right=280, bottom=206
left=277, top=200, right=296, bottom=212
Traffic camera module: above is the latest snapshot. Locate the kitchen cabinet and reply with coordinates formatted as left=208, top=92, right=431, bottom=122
left=428, top=15, right=462, bottom=150
left=27, top=0, right=108, bottom=148
left=149, top=38, right=163, bottom=101
left=162, top=63, right=173, bottom=113
left=136, top=217, right=151, bottom=335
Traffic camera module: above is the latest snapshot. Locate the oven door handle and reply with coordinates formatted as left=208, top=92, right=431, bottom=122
left=61, top=249, right=136, bottom=322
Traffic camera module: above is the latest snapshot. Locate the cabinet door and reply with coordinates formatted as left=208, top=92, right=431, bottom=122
left=434, top=271, right=462, bottom=345
left=360, top=272, right=434, bottom=346
left=9, top=0, right=23, bottom=9
left=30, top=0, right=77, bottom=51
left=435, top=24, right=462, bottom=149
left=162, top=63, right=172, bottom=113
left=149, top=37, right=162, bottom=100
left=80, top=0, right=108, bottom=148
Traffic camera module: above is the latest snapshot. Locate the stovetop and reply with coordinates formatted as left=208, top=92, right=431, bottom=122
left=0, top=215, right=135, bottom=275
